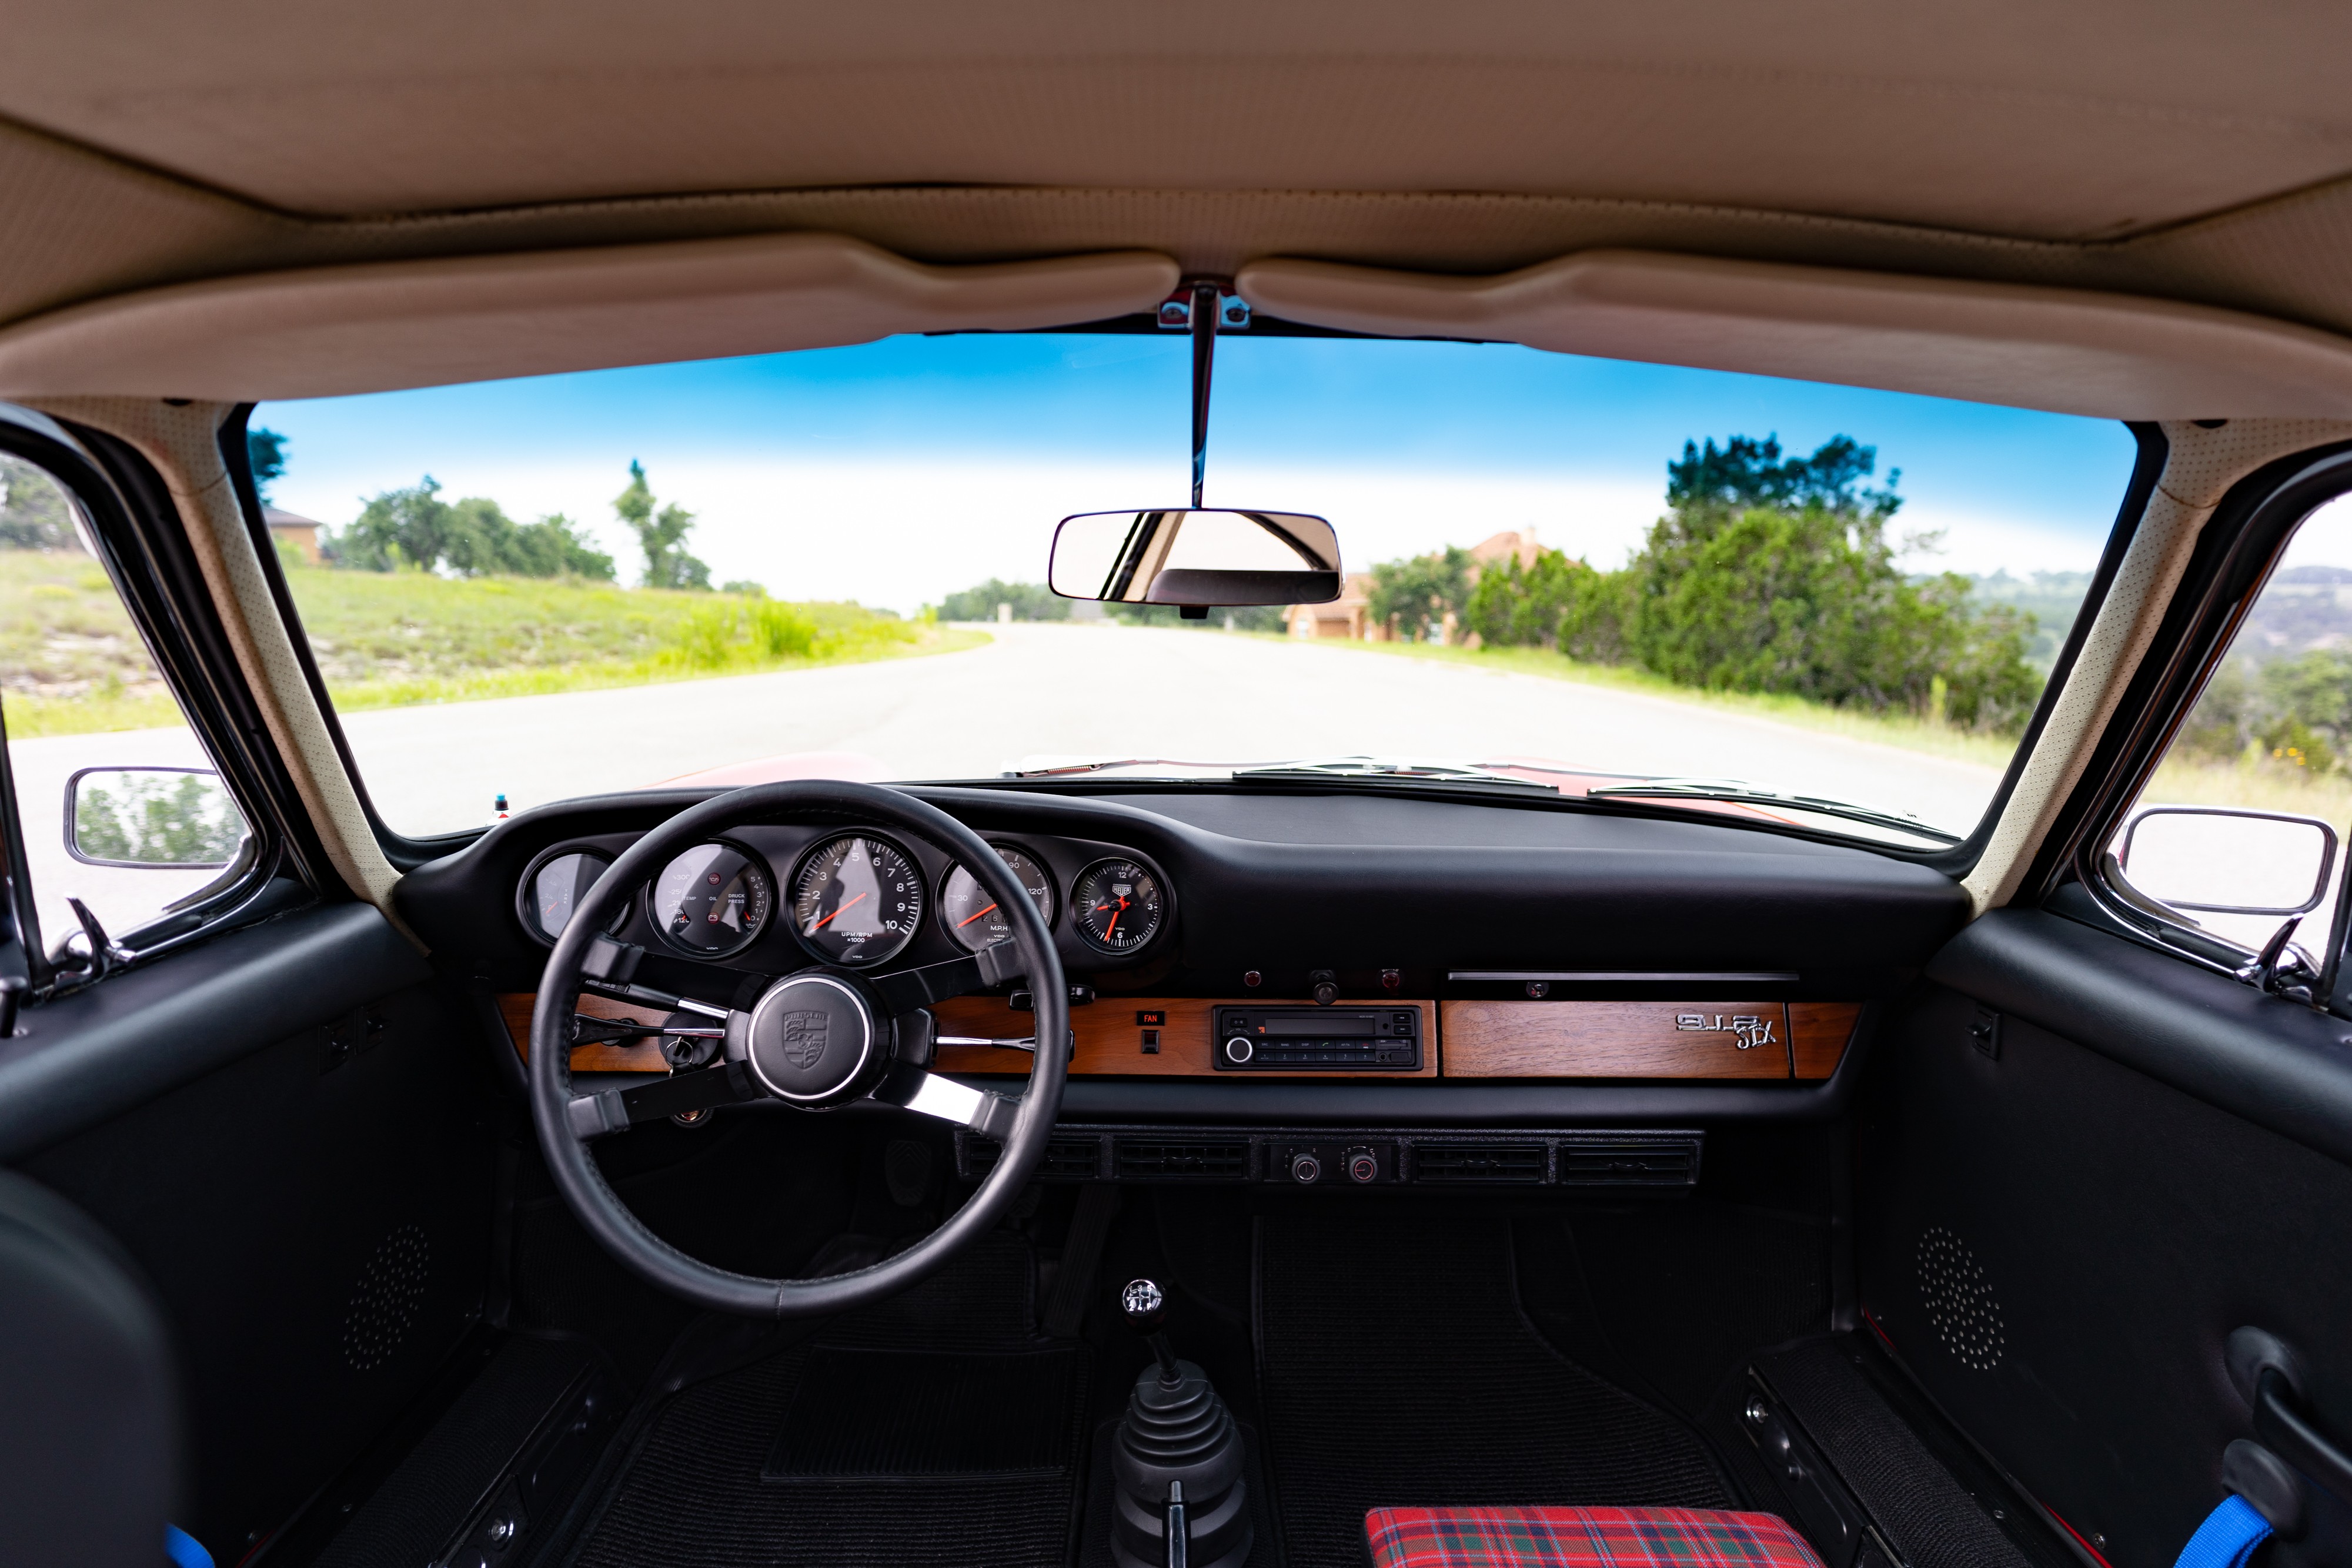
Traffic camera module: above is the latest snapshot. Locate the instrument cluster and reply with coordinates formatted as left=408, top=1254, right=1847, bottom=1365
left=513, top=827, right=1172, bottom=972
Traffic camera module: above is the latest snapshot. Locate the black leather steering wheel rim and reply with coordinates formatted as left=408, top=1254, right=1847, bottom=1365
left=527, top=780, right=1070, bottom=1317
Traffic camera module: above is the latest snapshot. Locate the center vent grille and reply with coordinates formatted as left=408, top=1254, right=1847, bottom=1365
left=1114, top=1138, right=1251, bottom=1180
left=958, top=1135, right=1101, bottom=1181
left=1412, top=1144, right=1548, bottom=1183
left=1558, top=1139, right=1702, bottom=1186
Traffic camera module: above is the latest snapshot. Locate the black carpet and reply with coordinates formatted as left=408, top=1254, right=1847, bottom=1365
left=561, top=1234, right=1091, bottom=1568
left=1256, top=1212, right=1733, bottom=1568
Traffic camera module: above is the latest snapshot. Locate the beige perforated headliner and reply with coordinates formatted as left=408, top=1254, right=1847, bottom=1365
left=2, top=0, right=2352, bottom=406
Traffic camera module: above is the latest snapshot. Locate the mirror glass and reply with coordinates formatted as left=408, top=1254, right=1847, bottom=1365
left=66, top=767, right=247, bottom=869
left=1049, top=510, right=1341, bottom=606
left=2116, top=806, right=2337, bottom=917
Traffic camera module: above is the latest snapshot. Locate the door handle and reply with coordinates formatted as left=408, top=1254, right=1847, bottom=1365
left=2229, top=1328, right=2352, bottom=1506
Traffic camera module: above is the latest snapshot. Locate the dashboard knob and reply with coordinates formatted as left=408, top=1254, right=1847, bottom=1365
left=1345, top=1148, right=1379, bottom=1183
left=1224, top=1037, right=1254, bottom=1064
left=1309, top=968, right=1339, bottom=1006
left=1291, top=1151, right=1322, bottom=1183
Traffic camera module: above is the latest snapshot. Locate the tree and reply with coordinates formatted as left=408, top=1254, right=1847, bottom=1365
left=1665, top=433, right=1900, bottom=526
left=0, top=454, right=76, bottom=549
left=614, top=461, right=710, bottom=590
left=1367, top=547, right=1472, bottom=640
left=246, top=427, right=289, bottom=499
left=936, top=580, right=1070, bottom=621
left=328, top=476, right=614, bottom=579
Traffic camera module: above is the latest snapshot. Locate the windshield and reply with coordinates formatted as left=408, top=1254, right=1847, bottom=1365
left=233, top=333, right=2137, bottom=842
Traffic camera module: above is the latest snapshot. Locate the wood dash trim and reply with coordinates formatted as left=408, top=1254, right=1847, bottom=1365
left=499, top=992, right=668, bottom=1073
left=1789, top=1001, right=1865, bottom=1081
left=1441, top=1000, right=1792, bottom=1079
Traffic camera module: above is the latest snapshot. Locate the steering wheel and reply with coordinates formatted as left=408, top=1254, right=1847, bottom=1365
left=528, top=780, right=1070, bottom=1316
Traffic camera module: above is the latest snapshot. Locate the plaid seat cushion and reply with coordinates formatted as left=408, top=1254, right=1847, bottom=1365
left=1365, top=1506, right=1828, bottom=1568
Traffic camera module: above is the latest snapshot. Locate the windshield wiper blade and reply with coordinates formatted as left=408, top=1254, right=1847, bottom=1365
left=1003, top=758, right=1238, bottom=778
left=1232, top=757, right=1558, bottom=792
left=1584, top=777, right=1962, bottom=843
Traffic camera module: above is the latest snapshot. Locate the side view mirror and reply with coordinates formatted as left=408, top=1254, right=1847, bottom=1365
left=65, top=767, right=248, bottom=869
left=1049, top=509, right=1341, bottom=607
left=2113, top=805, right=2339, bottom=920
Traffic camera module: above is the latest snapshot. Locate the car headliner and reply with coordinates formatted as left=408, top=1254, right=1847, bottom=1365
left=3, top=0, right=2352, bottom=406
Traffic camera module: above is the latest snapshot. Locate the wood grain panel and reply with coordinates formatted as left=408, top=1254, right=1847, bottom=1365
left=499, top=992, right=670, bottom=1073
left=1441, top=1001, right=1792, bottom=1078
left=930, top=997, right=1439, bottom=1079
left=1789, top=1001, right=1865, bottom=1080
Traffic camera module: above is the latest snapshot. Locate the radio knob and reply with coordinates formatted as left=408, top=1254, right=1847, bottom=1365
left=1345, top=1148, right=1379, bottom=1183
left=1224, top=1037, right=1254, bottom=1064
left=1290, top=1152, right=1322, bottom=1183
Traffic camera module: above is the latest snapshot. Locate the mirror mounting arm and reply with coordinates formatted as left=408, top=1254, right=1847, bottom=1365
left=1188, top=277, right=1223, bottom=508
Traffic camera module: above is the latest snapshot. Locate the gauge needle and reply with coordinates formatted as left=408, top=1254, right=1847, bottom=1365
left=956, top=902, right=1000, bottom=928
left=1104, top=908, right=1121, bottom=941
left=810, top=892, right=866, bottom=931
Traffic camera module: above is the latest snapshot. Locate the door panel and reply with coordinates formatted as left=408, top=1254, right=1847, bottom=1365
left=1861, top=911, right=2352, bottom=1568
left=0, top=904, right=495, bottom=1557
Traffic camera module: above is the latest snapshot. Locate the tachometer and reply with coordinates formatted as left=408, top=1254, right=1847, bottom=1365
left=939, top=845, right=1056, bottom=952
left=1071, top=857, right=1164, bottom=955
left=649, top=841, right=774, bottom=958
left=790, top=834, right=926, bottom=967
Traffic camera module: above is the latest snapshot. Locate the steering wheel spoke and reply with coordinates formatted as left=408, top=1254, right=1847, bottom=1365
left=566, top=1059, right=764, bottom=1139
left=871, top=940, right=1024, bottom=1014
left=872, top=1069, right=1021, bottom=1141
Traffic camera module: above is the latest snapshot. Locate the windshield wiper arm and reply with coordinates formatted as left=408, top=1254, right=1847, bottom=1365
left=1584, top=777, right=1962, bottom=843
left=1232, top=758, right=1558, bottom=792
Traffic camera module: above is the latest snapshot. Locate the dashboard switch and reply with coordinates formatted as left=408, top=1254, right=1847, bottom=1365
left=1345, top=1148, right=1380, bottom=1183
left=1290, top=1152, right=1322, bottom=1183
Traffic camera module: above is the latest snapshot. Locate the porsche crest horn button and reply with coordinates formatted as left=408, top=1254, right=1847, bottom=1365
left=743, top=974, right=876, bottom=1102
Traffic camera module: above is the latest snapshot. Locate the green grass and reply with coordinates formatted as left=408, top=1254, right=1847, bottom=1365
left=0, top=550, right=984, bottom=737
left=1329, top=636, right=2024, bottom=770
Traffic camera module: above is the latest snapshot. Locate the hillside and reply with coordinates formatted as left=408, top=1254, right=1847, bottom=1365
left=0, top=549, right=980, bottom=737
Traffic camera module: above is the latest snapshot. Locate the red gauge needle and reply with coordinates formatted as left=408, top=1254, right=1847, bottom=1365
left=956, top=902, right=1000, bottom=928
left=810, top=892, right=866, bottom=931
left=1104, top=908, right=1121, bottom=941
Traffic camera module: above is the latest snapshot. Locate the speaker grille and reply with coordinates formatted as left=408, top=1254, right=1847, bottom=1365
left=1916, top=1225, right=2004, bottom=1371
left=343, top=1223, right=430, bottom=1372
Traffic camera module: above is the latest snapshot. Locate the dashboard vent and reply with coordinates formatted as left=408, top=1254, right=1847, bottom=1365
left=958, top=1135, right=1101, bottom=1182
left=1558, top=1139, right=1701, bottom=1186
left=1114, top=1138, right=1251, bottom=1181
left=1412, top=1144, right=1547, bottom=1183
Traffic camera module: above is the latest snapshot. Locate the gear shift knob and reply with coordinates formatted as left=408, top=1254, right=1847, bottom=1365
left=1121, top=1277, right=1168, bottom=1333
left=1121, top=1278, right=1183, bottom=1383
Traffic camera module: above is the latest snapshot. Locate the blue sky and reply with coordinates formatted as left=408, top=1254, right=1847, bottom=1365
left=260, top=334, right=2144, bottom=612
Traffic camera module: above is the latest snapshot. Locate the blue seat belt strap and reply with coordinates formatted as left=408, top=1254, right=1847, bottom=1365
left=2174, top=1495, right=2273, bottom=1568
left=165, top=1523, right=215, bottom=1568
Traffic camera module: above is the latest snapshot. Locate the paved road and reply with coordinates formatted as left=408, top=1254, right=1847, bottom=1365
left=13, top=623, right=2006, bottom=943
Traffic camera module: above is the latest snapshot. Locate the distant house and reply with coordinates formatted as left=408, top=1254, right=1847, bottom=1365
left=1284, top=528, right=1543, bottom=643
left=263, top=505, right=323, bottom=564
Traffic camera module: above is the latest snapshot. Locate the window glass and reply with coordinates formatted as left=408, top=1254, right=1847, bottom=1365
left=0, top=450, right=250, bottom=962
left=2108, top=494, right=2352, bottom=956
left=254, top=336, right=2139, bottom=842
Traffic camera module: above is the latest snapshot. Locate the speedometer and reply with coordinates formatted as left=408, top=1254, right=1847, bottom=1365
left=649, top=841, right=773, bottom=958
left=939, top=845, right=1056, bottom=952
left=790, top=834, right=926, bottom=967
left=1071, top=857, right=1164, bottom=955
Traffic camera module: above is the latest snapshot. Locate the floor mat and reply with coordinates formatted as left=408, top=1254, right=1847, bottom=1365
left=1257, top=1212, right=1732, bottom=1568
left=561, top=1234, right=1091, bottom=1568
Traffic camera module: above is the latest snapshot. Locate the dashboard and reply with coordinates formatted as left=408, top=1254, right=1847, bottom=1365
left=400, top=783, right=1970, bottom=1126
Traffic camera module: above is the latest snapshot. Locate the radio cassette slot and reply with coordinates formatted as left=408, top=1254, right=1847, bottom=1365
left=1212, top=1005, right=1422, bottom=1071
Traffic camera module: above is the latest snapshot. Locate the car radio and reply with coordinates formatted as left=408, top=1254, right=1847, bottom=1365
left=1212, top=1005, right=1422, bottom=1071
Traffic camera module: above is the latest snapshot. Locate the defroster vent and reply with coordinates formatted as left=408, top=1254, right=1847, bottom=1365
left=1558, top=1138, right=1702, bottom=1186
left=957, top=1134, right=1102, bottom=1181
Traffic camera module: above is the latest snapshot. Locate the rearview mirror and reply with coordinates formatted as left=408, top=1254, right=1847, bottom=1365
left=65, top=767, right=248, bottom=869
left=2114, top=805, right=2338, bottom=918
left=1049, top=510, right=1341, bottom=606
